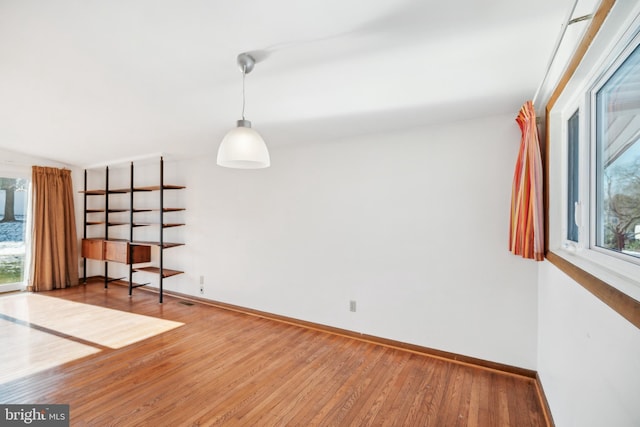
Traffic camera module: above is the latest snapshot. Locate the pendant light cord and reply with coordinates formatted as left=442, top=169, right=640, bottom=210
left=241, top=65, right=246, bottom=121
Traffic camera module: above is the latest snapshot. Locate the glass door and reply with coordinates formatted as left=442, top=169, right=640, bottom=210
left=0, top=175, right=29, bottom=292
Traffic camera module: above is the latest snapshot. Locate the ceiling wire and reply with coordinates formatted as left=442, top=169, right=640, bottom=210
left=569, top=13, right=593, bottom=25
left=532, top=0, right=581, bottom=107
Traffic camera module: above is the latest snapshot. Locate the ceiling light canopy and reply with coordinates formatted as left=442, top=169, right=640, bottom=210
left=217, top=53, right=270, bottom=169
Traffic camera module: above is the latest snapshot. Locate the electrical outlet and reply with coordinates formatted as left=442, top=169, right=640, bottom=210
left=199, top=276, right=204, bottom=294
left=349, top=300, right=356, bottom=312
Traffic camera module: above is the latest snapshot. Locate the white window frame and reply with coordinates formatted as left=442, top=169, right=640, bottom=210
left=549, top=2, right=640, bottom=302
left=0, top=164, right=32, bottom=292
left=589, top=36, right=640, bottom=265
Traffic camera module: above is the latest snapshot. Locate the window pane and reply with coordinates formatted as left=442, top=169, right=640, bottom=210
left=0, top=177, right=28, bottom=284
left=595, top=44, right=640, bottom=258
left=567, top=110, right=580, bottom=242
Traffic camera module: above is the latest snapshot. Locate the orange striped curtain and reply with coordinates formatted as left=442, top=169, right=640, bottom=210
left=510, top=101, right=544, bottom=261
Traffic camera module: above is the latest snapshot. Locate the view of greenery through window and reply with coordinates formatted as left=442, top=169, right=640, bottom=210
left=0, top=177, right=28, bottom=285
left=596, top=44, right=640, bottom=258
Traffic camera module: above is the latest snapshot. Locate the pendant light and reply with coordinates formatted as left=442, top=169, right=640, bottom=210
left=217, top=53, right=270, bottom=169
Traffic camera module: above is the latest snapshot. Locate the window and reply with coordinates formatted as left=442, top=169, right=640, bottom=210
left=0, top=175, right=30, bottom=291
left=548, top=2, right=640, bottom=302
left=594, top=44, right=640, bottom=259
left=567, top=109, right=580, bottom=243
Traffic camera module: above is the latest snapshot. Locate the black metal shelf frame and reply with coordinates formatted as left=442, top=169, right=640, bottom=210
left=82, top=157, right=184, bottom=303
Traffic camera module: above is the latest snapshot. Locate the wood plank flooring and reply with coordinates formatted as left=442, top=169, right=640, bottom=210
left=0, top=282, right=548, bottom=426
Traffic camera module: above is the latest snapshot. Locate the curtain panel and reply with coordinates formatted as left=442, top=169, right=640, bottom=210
left=509, top=101, right=544, bottom=261
left=30, top=166, right=79, bottom=291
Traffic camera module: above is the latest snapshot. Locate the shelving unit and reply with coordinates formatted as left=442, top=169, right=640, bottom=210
left=81, top=157, right=185, bottom=303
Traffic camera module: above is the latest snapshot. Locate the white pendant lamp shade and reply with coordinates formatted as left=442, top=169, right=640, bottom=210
left=217, top=120, right=270, bottom=169
left=217, top=53, right=270, bottom=169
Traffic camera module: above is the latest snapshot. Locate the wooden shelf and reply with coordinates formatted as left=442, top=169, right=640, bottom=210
left=81, top=158, right=184, bottom=303
left=133, top=208, right=185, bottom=213
left=134, top=185, right=186, bottom=191
left=87, top=208, right=129, bottom=213
left=80, top=189, right=129, bottom=194
left=128, top=281, right=151, bottom=289
left=82, top=239, right=151, bottom=264
left=132, top=241, right=184, bottom=249
left=131, top=223, right=184, bottom=228
left=84, top=185, right=185, bottom=194
left=134, top=267, right=183, bottom=278
left=85, top=209, right=129, bottom=213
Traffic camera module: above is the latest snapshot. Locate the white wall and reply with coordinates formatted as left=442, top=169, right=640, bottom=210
left=538, top=261, right=640, bottom=427
left=117, top=113, right=538, bottom=369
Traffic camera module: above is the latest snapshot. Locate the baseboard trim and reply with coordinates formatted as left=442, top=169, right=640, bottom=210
left=88, top=277, right=537, bottom=379
left=535, top=373, right=556, bottom=427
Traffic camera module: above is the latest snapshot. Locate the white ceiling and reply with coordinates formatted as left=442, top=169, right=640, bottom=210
left=0, top=0, right=572, bottom=167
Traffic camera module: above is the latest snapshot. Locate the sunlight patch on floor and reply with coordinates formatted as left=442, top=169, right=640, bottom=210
left=0, top=293, right=184, bottom=349
left=0, top=293, right=185, bottom=384
left=0, top=318, right=101, bottom=384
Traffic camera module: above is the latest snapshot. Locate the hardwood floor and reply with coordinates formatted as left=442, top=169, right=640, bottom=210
left=0, top=282, right=548, bottom=426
